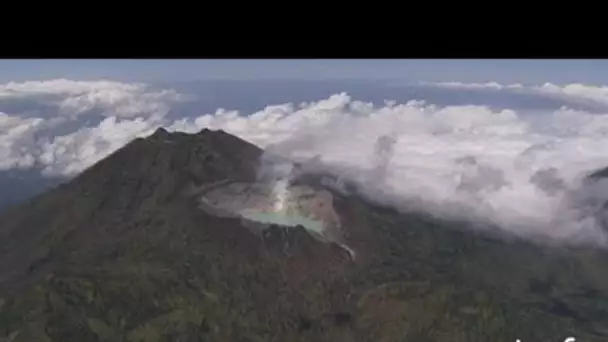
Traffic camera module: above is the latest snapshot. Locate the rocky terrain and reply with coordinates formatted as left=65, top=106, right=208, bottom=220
left=201, top=181, right=342, bottom=233
left=1, top=127, right=608, bottom=341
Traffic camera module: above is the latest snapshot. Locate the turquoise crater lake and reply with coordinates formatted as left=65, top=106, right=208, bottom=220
left=239, top=209, right=326, bottom=235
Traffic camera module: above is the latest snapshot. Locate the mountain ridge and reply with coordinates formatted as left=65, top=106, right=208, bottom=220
left=2, top=128, right=608, bottom=341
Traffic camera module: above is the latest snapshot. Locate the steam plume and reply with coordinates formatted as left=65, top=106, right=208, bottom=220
left=272, top=178, right=290, bottom=212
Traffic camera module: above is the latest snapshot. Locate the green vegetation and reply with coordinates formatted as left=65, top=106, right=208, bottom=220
left=0, top=128, right=608, bottom=341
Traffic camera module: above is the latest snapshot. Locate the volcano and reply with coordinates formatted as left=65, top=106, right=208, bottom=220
left=2, top=127, right=608, bottom=341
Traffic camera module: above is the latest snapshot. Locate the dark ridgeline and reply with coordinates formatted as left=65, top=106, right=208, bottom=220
left=1, top=128, right=608, bottom=341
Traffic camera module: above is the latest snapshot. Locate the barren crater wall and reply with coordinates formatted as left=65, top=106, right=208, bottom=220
left=198, top=181, right=343, bottom=238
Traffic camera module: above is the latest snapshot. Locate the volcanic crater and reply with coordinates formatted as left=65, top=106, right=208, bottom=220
left=198, top=179, right=356, bottom=259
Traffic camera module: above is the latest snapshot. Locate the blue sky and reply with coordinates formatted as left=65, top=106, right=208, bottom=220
left=0, top=59, right=606, bottom=85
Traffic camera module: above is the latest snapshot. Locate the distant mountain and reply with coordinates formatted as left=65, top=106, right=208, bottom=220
left=2, top=128, right=608, bottom=341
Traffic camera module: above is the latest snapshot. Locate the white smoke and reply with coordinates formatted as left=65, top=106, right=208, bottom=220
left=271, top=178, right=290, bottom=212
left=368, top=134, right=397, bottom=185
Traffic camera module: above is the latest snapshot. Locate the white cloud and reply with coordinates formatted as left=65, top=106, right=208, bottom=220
left=4, top=79, right=608, bottom=246
left=428, top=81, right=524, bottom=90
left=0, top=112, right=45, bottom=170
left=38, top=116, right=159, bottom=176
left=539, top=83, right=608, bottom=107
left=0, top=78, right=184, bottom=119
left=0, top=79, right=184, bottom=176
left=164, top=88, right=608, bottom=246
left=428, top=81, right=608, bottom=109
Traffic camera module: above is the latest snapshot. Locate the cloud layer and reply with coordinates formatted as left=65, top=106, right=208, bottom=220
left=4, top=79, right=608, bottom=246
left=0, top=79, right=185, bottom=176
left=429, top=81, right=608, bottom=109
